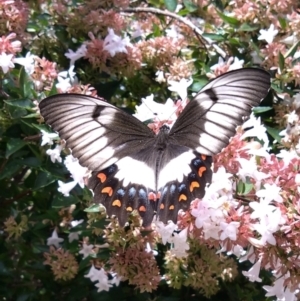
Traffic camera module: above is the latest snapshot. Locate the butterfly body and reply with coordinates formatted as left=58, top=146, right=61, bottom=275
left=39, top=68, right=271, bottom=226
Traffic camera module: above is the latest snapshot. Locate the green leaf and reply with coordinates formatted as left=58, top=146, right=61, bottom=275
left=252, top=106, right=273, bottom=114
left=0, top=160, right=22, bottom=179
left=52, top=195, right=79, bottom=207
left=6, top=105, right=27, bottom=119
left=237, top=23, right=259, bottom=32
left=278, top=52, right=285, bottom=71
left=190, top=80, right=207, bottom=92
left=33, top=171, right=56, bottom=190
left=19, top=67, right=33, bottom=98
left=285, top=41, right=300, bottom=59
left=4, top=99, right=33, bottom=109
left=84, top=204, right=104, bottom=213
left=237, top=178, right=253, bottom=195
left=202, top=33, right=225, bottom=41
left=6, top=138, right=27, bottom=157
left=164, top=0, right=178, bottom=12
left=278, top=17, right=287, bottom=30
left=183, top=0, right=198, bottom=12
left=217, top=11, right=239, bottom=26
left=266, top=126, right=282, bottom=142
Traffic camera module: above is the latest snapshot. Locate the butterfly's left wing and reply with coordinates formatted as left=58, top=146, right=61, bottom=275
left=39, top=94, right=158, bottom=226
left=156, top=68, right=271, bottom=223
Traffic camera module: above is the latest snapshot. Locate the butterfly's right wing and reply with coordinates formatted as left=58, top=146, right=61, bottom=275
left=39, top=94, right=158, bottom=226
left=169, top=68, right=271, bottom=156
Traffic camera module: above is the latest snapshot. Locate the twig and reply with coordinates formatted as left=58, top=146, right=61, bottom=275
left=121, top=7, right=227, bottom=59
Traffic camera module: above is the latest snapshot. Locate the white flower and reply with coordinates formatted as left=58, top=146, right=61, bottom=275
left=65, top=44, right=87, bottom=66
left=256, top=184, right=283, bottom=203
left=85, top=266, right=112, bottom=292
left=168, top=77, right=193, bottom=101
left=46, top=144, right=63, bottom=163
left=47, top=229, right=64, bottom=248
left=219, top=221, right=240, bottom=241
left=250, top=208, right=284, bottom=245
left=68, top=231, right=81, bottom=243
left=109, top=273, right=122, bottom=286
left=155, top=70, right=165, bottom=83
left=70, top=219, right=84, bottom=227
left=155, top=221, right=177, bottom=245
left=64, top=155, right=88, bottom=188
left=238, top=157, right=269, bottom=184
left=228, top=57, right=244, bottom=71
left=242, top=260, right=262, bottom=282
left=79, top=243, right=94, bottom=259
left=57, top=156, right=88, bottom=197
left=170, top=228, right=189, bottom=257
left=258, top=24, right=278, bottom=44
left=56, top=76, right=71, bottom=92
left=103, top=28, right=131, bottom=57
left=210, top=56, right=244, bottom=72
left=263, top=275, right=286, bottom=299
left=85, top=265, right=101, bottom=282
left=145, top=242, right=158, bottom=256
left=133, top=94, right=175, bottom=122
left=58, top=180, right=77, bottom=197
left=130, top=22, right=144, bottom=39
left=13, top=52, right=35, bottom=75
left=250, top=51, right=263, bottom=64
left=40, top=130, right=59, bottom=146
left=0, top=52, right=15, bottom=73
left=166, top=25, right=182, bottom=39
left=242, top=115, right=269, bottom=147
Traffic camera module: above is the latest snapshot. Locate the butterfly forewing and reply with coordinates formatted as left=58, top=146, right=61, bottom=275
left=39, top=94, right=155, bottom=171
left=169, top=68, right=271, bottom=156
left=39, top=68, right=271, bottom=227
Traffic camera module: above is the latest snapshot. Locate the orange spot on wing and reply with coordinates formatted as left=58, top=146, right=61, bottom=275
left=126, top=206, right=133, bottom=212
left=97, top=173, right=106, bottom=183
left=201, top=154, right=206, bottom=160
left=179, top=194, right=187, bottom=202
left=101, top=186, right=113, bottom=196
left=169, top=205, right=175, bottom=210
left=112, top=199, right=121, bottom=207
left=139, top=206, right=146, bottom=212
left=198, top=166, right=206, bottom=177
left=160, top=203, right=165, bottom=209
left=189, top=181, right=200, bottom=192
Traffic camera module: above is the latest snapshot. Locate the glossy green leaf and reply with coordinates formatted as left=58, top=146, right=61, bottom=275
left=6, top=138, right=27, bottom=157
left=285, top=41, right=300, bottom=59
left=252, top=106, right=273, bottom=114
left=278, top=52, right=285, bottom=71
left=4, top=99, right=33, bottom=109
left=217, top=11, right=239, bottom=26
left=202, top=33, right=225, bottom=41
left=164, top=0, right=178, bottom=11
left=266, top=126, right=282, bottom=142
left=183, top=0, right=198, bottom=12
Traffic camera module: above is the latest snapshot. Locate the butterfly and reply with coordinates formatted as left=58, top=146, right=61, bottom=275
left=39, top=68, right=270, bottom=227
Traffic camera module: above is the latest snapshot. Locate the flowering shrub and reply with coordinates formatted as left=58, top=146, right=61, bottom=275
left=1, top=0, right=300, bottom=300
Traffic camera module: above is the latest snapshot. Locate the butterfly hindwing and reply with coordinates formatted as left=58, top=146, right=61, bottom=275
left=169, top=68, right=271, bottom=156
left=88, top=159, right=156, bottom=227
left=157, top=153, right=212, bottom=223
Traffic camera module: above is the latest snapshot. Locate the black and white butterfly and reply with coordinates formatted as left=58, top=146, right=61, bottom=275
left=39, top=68, right=270, bottom=227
